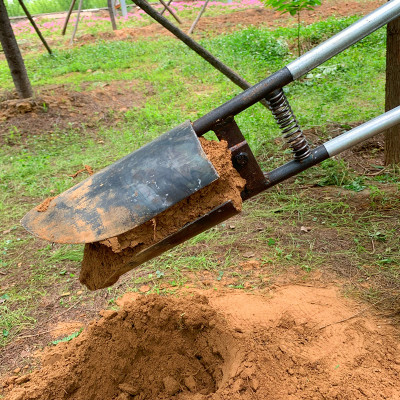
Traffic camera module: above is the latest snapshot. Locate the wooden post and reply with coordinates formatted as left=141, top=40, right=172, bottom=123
left=158, top=0, right=181, bottom=24
left=17, top=0, right=52, bottom=54
left=385, top=16, right=400, bottom=165
left=62, top=0, right=77, bottom=35
left=188, top=0, right=209, bottom=34
left=160, top=0, right=172, bottom=15
left=120, top=0, right=128, bottom=16
left=70, top=0, right=83, bottom=44
left=108, top=0, right=117, bottom=30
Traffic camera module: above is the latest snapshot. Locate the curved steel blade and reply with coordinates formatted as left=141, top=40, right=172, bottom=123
left=21, top=121, right=219, bottom=244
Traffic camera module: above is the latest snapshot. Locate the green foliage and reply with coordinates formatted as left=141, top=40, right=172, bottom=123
left=261, top=0, right=322, bottom=56
left=5, top=0, right=105, bottom=16
left=262, top=0, right=321, bottom=16
left=318, top=159, right=366, bottom=191
left=50, top=328, right=83, bottom=345
left=0, top=14, right=398, bottom=349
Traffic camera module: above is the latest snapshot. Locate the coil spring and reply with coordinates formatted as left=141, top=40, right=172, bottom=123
left=265, top=89, right=311, bottom=161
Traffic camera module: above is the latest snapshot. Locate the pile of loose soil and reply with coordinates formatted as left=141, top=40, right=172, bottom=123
left=80, top=138, right=246, bottom=290
left=3, top=286, right=400, bottom=399
left=0, top=82, right=149, bottom=144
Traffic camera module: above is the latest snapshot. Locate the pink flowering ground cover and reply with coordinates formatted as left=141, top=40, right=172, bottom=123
left=11, top=0, right=263, bottom=40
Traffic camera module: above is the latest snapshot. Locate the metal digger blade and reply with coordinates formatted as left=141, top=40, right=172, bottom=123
left=21, top=121, right=219, bottom=244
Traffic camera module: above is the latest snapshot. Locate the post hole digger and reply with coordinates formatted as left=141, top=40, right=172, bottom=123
left=22, top=0, right=400, bottom=289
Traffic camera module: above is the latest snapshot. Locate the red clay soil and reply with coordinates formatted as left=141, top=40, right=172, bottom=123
left=3, top=286, right=400, bottom=399
left=0, top=82, right=150, bottom=143
left=80, top=138, right=246, bottom=290
left=75, top=0, right=384, bottom=45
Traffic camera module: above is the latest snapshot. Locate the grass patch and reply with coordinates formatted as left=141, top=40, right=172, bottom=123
left=0, top=11, right=399, bottom=352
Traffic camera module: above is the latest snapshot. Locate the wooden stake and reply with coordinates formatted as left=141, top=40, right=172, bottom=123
left=158, top=0, right=181, bottom=24
left=160, top=0, right=172, bottom=15
left=188, top=0, right=209, bottom=34
left=108, top=0, right=117, bottom=30
left=70, top=0, right=83, bottom=44
left=17, top=0, right=52, bottom=54
left=62, top=0, right=77, bottom=35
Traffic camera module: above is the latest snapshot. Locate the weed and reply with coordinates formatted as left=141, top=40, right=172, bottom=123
left=50, top=328, right=83, bottom=345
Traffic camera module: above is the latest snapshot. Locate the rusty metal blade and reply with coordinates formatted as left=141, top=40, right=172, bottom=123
left=21, top=121, right=219, bottom=244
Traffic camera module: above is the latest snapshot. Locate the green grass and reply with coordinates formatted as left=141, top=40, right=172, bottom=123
left=0, top=12, right=399, bottom=351
left=5, top=0, right=111, bottom=17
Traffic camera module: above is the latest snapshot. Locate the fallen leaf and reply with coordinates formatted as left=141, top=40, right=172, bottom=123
left=300, top=226, right=312, bottom=233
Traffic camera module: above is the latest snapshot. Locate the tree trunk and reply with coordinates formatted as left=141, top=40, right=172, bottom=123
left=385, top=16, right=400, bottom=165
left=0, top=0, right=33, bottom=98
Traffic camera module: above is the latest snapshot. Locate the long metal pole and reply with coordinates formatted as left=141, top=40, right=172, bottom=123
left=287, top=0, right=400, bottom=79
left=264, top=106, right=400, bottom=188
left=188, top=0, right=209, bottom=34
left=62, top=0, right=77, bottom=35
left=130, top=0, right=269, bottom=109
left=193, top=0, right=400, bottom=135
left=17, top=0, right=52, bottom=54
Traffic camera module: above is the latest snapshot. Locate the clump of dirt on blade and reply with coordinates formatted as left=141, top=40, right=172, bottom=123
left=4, top=286, right=400, bottom=400
left=80, top=138, right=246, bottom=290
left=35, top=196, right=56, bottom=212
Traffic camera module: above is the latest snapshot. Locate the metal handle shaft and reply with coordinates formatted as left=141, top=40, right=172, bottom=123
left=193, top=0, right=400, bottom=135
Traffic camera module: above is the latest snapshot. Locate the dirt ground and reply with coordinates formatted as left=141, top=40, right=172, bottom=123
left=3, top=286, right=400, bottom=399
left=73, top=0, right=384, bottom=45
left=0, top=81, right=152, bottom=144
left=1, top=1, right=399, bottom=398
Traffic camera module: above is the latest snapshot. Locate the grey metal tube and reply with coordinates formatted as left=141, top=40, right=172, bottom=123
left=324, top=106, right=400, bottom=156
left=287, top=0, right=400, bottom=80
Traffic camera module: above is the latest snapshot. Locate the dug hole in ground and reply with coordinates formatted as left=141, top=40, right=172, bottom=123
left=3, top=286, right=400, bottom=399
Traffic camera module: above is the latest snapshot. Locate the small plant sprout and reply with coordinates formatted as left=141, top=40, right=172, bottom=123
left=262, top=0, right=322, bottom=56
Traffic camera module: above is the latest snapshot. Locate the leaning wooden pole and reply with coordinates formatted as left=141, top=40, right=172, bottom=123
left=70, top=0, right=83, bottom=44
left=158, top=0, right=181, bottom=24
left=160, top=0, right=172, bottom=15
left=130, top=0, right=268, bottom=109
left=17, top=0, right=52, bottom=54
left=0, top=0, right=33, bottom=98
left=108, top=0, right=118, bottom=30
left=62, top=0, right=77, bottom=35
left=188, top=0, right=209, bottom=34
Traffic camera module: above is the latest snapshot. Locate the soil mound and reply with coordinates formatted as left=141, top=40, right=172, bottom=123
left=80, top=138, right=246, bottom=290
left=3, top=286, right=400, bottom=400
left=0, top=82, right=148, bottom=144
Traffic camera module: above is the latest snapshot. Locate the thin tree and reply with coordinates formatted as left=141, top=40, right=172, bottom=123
left=385, top=16, right=400, bottom=165
left=0, top=0, right=33, bottom=98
